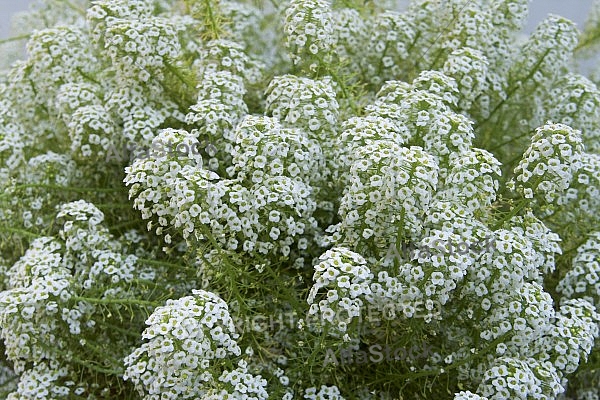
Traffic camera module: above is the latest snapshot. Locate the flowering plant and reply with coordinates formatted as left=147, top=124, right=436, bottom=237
left=1, top=0, right=600, bottom=399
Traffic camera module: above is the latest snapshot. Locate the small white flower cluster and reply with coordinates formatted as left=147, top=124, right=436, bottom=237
left=453, top=391, right=487, bottom=400
left=0, top=152, right=81, bottom=234
left=332, top=141, right=438, bottom=257
left=363, top=11, right=416, bottom=85
left=552, top=152, right=600, bottom=233
left=228, top=115, right=324, bottom=188
left=510, top=213, right=562, bottom=276
left=479, top=282, right=555, bottom=355
left=488, top=0, right=529, bottom=33
left=307, top=247, right=372, bottom=336
left=545, top=73, right=600, bottom=153
left=477, top=357, right=563, bottom=400
left=510, top=122, right=585, bottom=204
left=304, top=385, right=346, bottom=400
left=24, top=152, right=79, bottom=188
left=186, top=39, right=259, bottom=169
left=0, top=100, right=25, bottom=181
left=125, top=128, right=217, bottom=232
left=108, top=83, right=184, bottom=149
left=319, top=69, right=509, bottom=330
left=25, top=27, right=96, bottom=105
left=557, top=233, right=600, bottom=307
left=0, top=199, right=160, bottom=397
left=55, top=82, right=103, bottom=125
left=496, top=15, right=579, bottom=132
left=445, top=226, right=597, bottom=396
left=396, top=0, right=524, bottom=103
left=438, top=148, right=502, bottom=213
left=205, top=361, right=269, bottom=400
left=68, top=104, right=116, bottom=162
left=533, top=299, right=600, bottom=383
left=410, top=70, right=460, bottom=108
left=334, top=114, right=411, bottom=185
left=186, top=67, right=247, bottom=167
left=515, top=15, right=579, bottom=90
left=330, top=8, right=368, bottom=82
left=423, top=199, right=489, bottom=240
left=371, top=205, right=487, bottom=322
left=407, top=229, right=478, bottom=309
left=284, top=0, right=335, bottom=71
left=126, top=121, right=319, bottom=260
left=6, top=361, right=70, bottom=400
left=368, top=77, right=411, bottom=106
left=264, top=74, right=340, bottom=188
left=89, top=2, right=181, bottom=83
left=86, top=0, right=155, bottom=40
left=57, top=200, right=114, bottom=248
left=124, top=290, right=258, bottom=399
left=86, top=0, right=188, bottom=147
left=0, top=236, right=72, bottom=373
left=442, top=48, right=489, bottom=113
left=407, top=0, right=486, bottom=70
left=196, top=39, right=264, bottom=87
left=369, top=71, right=475, bottom=178
left=464, top=229, right=543, bottom=300
left=435, top=1, right=495, bottom=65
left=265, top=74, right=339, bottom=141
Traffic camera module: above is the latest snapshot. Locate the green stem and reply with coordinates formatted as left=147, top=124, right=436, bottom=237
left=0, top=226, right=41, bottom=238
left=104, top=322, right=143, bottom=339
left=488, top=128, right=536, bottom=151
left=137, top=257, right=197, bottom=273
left=575, top=30, right=600, bottom=53
left=79, top=339, right=123, bottom=367
left=110, top=220, right=143, bottom=231
left=70, top=295, right=160, bottom=308
left=9, top=184, right=123, bottom=193
left=0, top=374, right=18, bottom=389
left=370, top=333, right=509, bottom=386
left=60, top=0, right=87, bottom=16
left=492, top=198, right=529, bottom=231
left=95, top=203, right=133, bottom=209
left=164, top=60, right=195, bottom=88
left=263, top=263, right=306, bottom=312
left=417, top=3, right=470, bottom=71
left=0, top=34, right=30, bottom=45
left=195, top=225, right=253, bottom=309
left=476, top=47, right=551, bottom=132
left=203, top=0, right=221, bottom=39
left=69, top=352, right=122, bottom=375
left=319, top=54, right=359, bottom=115
left=76, top=67, right=101, bottom=85
left=39, top=341, right=122, bottom=375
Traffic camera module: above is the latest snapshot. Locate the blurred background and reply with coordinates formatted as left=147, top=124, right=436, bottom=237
left=0, top=0, right=30, bottom=39
left=0, top=1, right=595, bottom=39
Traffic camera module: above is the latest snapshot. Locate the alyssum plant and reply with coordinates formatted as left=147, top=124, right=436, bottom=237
left=0, top=0, right=599, bottom=399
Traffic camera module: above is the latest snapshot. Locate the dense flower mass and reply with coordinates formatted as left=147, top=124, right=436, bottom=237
left=1, top=0, right=600, bottom=399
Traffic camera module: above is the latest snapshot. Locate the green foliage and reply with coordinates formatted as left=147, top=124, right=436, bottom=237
left=0, top=0, right=599, bottom=399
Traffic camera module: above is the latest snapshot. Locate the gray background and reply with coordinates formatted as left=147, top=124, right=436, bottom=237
left=1, top=0, right=30, bottom=39
left=0, top=1, right=595, bottom=39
